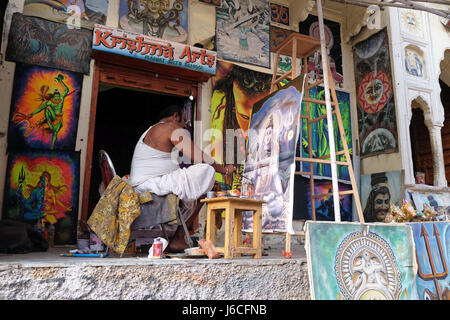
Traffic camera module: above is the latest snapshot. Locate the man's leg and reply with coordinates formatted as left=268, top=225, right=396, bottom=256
left=166, top=195, right=206, bottom=253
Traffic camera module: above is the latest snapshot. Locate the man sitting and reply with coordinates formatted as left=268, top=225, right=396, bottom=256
left=129, top=104, right=235, bottom=252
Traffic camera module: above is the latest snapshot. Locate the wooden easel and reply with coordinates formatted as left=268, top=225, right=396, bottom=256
left=270, top=31, right=365, bottom=253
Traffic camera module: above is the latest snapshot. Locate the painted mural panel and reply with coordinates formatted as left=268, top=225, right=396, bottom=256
left=5, top=13, right=92, bottom=74
left=360, top=170, right=403, bottom=223
left=353, top=28, right=398, bottom=156
left=269, top=2, right=289, bottom=26
left=305, top=221, right=418, bottom=300
left=119, top=0, right=189, bottom=43
left=7, top=63, right=82, bottom=151
left=242, top=75, right=305, bottom=233
left=270, top=25, right=294, bottom=75
left=216, top=0, right=270, bottom=68
left=299, top=86, right=352, bottom=182
left=23, top=0, right=109, bottom=30
left=2, top=150, right=80, bottom=246
left=209, top=61, right=272, bottom=188
left=299, top=15, right=343, bottom=88
left=408, top=222, right=450, bottom=300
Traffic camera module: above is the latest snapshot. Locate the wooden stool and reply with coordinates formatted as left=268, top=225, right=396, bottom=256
left=201, top=197, right=265, bottom=259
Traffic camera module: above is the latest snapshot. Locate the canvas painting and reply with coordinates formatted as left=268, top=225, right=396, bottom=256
left=209, top=60, right=272, bottom=189
left=270, top=25, right=294, bottom=75
left=7, top=63, right=82, bottom=151
left=216, top=0, right=270, bottom=68
left=360, top=170, right=403, bottom=223
left=119, top=0, right=189, bottom=43
left=270, top=2, right=289, bottom=26
left=299, top=15, right=343, bottom=88
left=410, top=192, right=450, bottom=213
left=2, top=150, right=80, bottom=245
left=407, top=222, right=450, bottom=300
left=299, top=86, right=352, bottom=182
left=305, top=179, right=353, bottom=222
left=353, top=28, right=398, bottom=156
left=305, top=221, right=418, bottom=300
left=5, top=13, right=92, bottom=74
left=23, top=0, right=109, bottom=30
left=242, top=74, right=305, bottom=233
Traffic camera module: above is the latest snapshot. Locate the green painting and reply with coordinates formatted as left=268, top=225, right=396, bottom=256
left=299, top=86, right=352, bottom=182
left=305, top=221, right=418, bottom=300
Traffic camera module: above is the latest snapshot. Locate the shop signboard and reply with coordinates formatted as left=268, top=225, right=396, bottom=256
left=92, top=24, right=217, bottom=74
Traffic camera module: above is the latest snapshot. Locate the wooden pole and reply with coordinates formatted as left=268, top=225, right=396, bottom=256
left=316, top=0, right=341, bottom=222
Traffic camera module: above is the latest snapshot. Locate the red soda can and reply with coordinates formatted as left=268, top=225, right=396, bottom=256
left=152, top=238, right=163, bottom=258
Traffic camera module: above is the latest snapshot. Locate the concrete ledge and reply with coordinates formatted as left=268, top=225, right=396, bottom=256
left=0, top=256, right=309, bottom=300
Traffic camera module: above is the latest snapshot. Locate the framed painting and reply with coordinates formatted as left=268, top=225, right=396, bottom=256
left=7, top=63, right=82, bottom=151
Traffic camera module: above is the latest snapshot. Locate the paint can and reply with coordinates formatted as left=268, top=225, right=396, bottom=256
left=152, top=237, right=163, bottom=259
left=206, top=191, right=216, bottom=198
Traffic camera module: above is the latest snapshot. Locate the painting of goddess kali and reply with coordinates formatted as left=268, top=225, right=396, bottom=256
left=7, top=63, right=82, bottom=151
left=119, top=0, right=189, bottom=43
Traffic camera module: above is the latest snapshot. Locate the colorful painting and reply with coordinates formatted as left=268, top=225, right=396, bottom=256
left=353, top=28, right=398, bottom=156
left=270, top=25, right=294, bottom=75
left=5, top=13, right=92, bottom=74
left=407, top=222, right=450, bottom=300
left=405, top=46, right=425, bottom=78
left=216, top=0, right=270, bottom=68
left=409, top=192, right=450, bottom=213
left=305, top=179, right=353, bottom=222
left=119, top=0, right=189, bottom=43
left=199, top=0, right=221, bottom=6
left=23, top=0, right=109, bottom=30
left=2, top=150, right=80, bottom=245
left=305, top=221, right=418, bottom=300
left=242, top=75, right=305, bottom=233
left=7, top=63, right=82, bottom=151
left=270, top=2, right=289, bottom=26
left=299, top=86, right=352, bottom=182
left=360, top=170, right=403, bottom=223
left=299, top=15, right=343, bottom=88
left=209, top=61, right=272, bottom=188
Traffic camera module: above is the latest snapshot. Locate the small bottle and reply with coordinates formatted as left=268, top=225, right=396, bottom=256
left=152, top=237, right=163, bottom=258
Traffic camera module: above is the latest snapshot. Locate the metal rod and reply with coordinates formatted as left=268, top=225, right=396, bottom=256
left=328, top=0, right=449, bottom=19
left=317, top=0, right=341, bottom=222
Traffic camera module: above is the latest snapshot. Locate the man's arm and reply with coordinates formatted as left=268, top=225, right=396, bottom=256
left=170, top=125, right=235, bottom=175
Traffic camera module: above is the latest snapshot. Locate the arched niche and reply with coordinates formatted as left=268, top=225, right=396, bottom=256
left=409, top=96, right=433, bottom=184
left=405, top=45, right=427, bottom=79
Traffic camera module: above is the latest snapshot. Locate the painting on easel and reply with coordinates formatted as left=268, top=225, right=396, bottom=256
left=242, top=75, right=305, bottom=233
